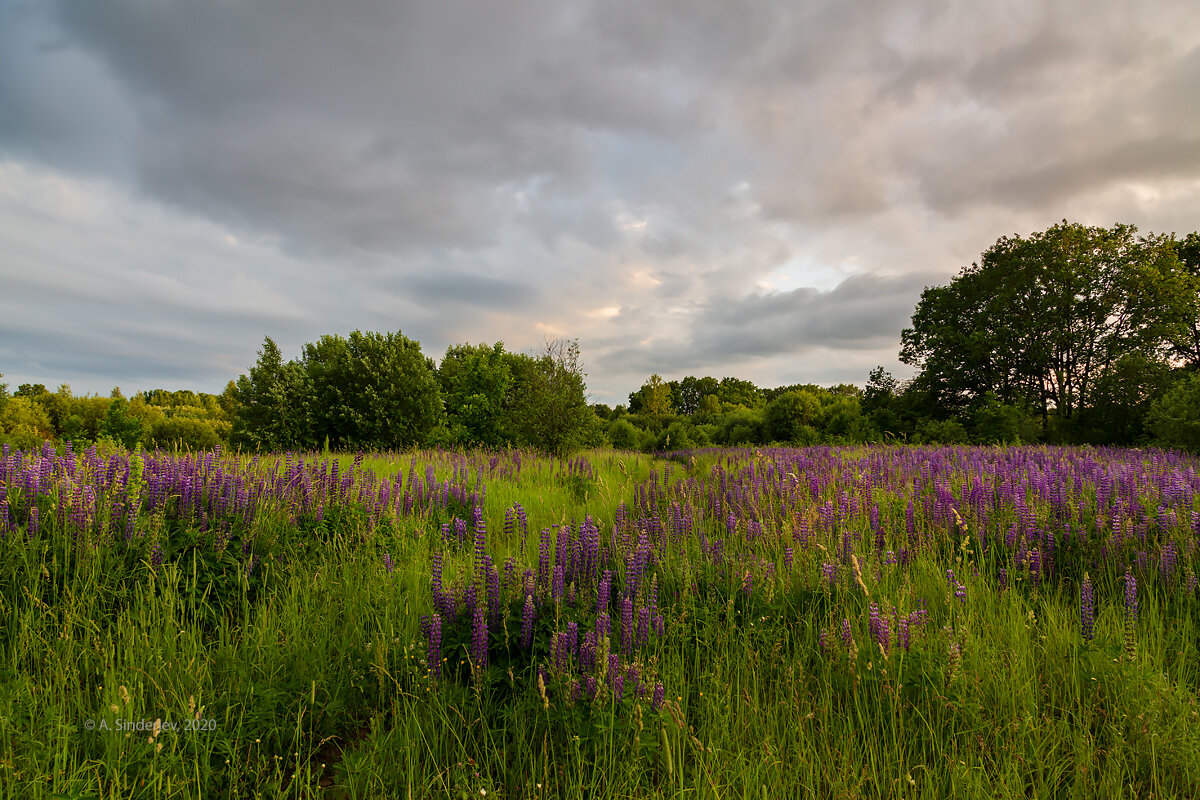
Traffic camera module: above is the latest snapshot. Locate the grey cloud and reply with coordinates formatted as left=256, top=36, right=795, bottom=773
left=2, top=0, right=1199, bottom=402
left=691, top=271, right=941, bottom=357
left=405, top=272, right=538, bottom=309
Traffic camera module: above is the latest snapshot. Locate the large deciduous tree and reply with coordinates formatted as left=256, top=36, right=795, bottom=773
left=438, top=342, right=514, bottom=447
left=230, top=337, right=315, bottom=452
left=1168, top=232, right=1200, bottom=369
left=303, top=330, right=443, bottom=450
left=901, top=221, right=1193, bottom=429
left=669, top=375, right=719, bottom=416
left=504, top=339, right=598, bottom=456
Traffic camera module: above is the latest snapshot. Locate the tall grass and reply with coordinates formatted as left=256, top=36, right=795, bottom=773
left=0, top=442, right=1197, bottom=798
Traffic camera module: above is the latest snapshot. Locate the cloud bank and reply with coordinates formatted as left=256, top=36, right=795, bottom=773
left=2, top=0, right=1198, bottom=401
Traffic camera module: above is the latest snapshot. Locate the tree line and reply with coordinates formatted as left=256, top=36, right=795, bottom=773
left=228, top=333, right=600, bottom=456
left=601, top=222, right=1199, bottom=452
left=3, top=219, right=1198, bottom=454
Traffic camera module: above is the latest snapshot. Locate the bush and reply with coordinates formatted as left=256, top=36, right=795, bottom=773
left=657, top=421, right=695, bottom=452
left=715, top=408, right=766, bottom=446
left=607, top=418, right=642, bottom=450
left=765, top=390, right=820, bottom=443
left=0, top=397, right=54, bottom=450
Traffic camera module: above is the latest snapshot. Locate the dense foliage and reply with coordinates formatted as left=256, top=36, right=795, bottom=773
left=897, top=221, right=1200, bottom=447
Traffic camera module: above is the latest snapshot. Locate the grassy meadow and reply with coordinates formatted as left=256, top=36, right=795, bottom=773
left=0, top=441, right=1198, bottom=799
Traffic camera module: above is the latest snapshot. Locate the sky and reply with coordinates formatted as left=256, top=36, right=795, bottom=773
left=2, top=0, right=1199, bottom=404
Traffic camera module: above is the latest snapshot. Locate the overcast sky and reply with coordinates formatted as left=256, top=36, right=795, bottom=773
left=2, top=0, right=1199, bottom=403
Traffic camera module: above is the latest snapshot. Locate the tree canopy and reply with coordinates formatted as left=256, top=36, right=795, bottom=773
left=901, top=221, right=1195, bottom=428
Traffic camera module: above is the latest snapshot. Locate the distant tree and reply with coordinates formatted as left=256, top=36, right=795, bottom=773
left=717, top=377, right=761, bottom=409
left=304, top=330, right=442, bottom=450
left=643, top=375, right=672, bottom=418
left=670, top=375, right=719, bottom=415
left=15, top=383, right=56, bottom=432
left=696, top=394, right=721, bottom=420
left=146, top=416, right=223, bottom=451
left=99, top=396, right=144, bottom=449
left=766, top=390, right=821, bottom=443
left=15, top=383, right=49, bottom=401
left=915, top=418, right=969, bottom=445
left=715, top=407, right=766, bottom=446
left=816, top=394, right=863, bottom=439
left=504, top=338, right=596, bottom=456
left=219, top=380, right=238, bottom=418
left=607, top=417, right=641, bottom=450
left=0, top=396, right=54, bottom=449
left=628, top=374, right=672, bottom=419
left=230, top=336, right=315, bottom=452
left=591, top=403, right=613, bottom=420
left=862, top=367, right=898, bottom=413
left=438, top=342, right=514, bottom=447
left=657, top=420, right=696, bottom=451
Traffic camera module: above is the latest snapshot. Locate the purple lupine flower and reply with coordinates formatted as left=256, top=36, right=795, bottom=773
left=637, top=605, right=651, bottom=647
left=427, top=612, right=442, bottom=680
left=614, top=674, right=625, bottom=702
left=598, top=569, right=612, bottom=616
left=382, top=552, right=394, bottom=573
left=840, top=618, right=853, bottom=650
left=27, top=505, right=39, bottom=539
left=471, top=599, right=488, bottom=671
left=651, top=683, right=665, bottom=710
left=431, top=549, right=443, bottom=601
left=868, top=602, right=890, bottom=654
left=552, top=631, right=571, bottom=672
left=579, top=631, right=597, bottom=674
left=1080, top=573, right=1095, bottom=642
left=245, top=553, right=261, bottom=578
left=1160, top=543, right=1178, bottom=584
left=538, top=532, right=552, bottom=589
left=520, top=594, right=536, bottom=650
left=741, top=569, right=753, bottom=597
left=1124, top=569, right=1138, bottom=624
left=565, top=621, right=579, bottom=657
left=620, top=594, right=635, bottom=655
left=822, top=562, right=837, bottom=587
left=551, top=564, right=565, bottom=602
left=818, top=628, right=831, bottom=656
left=150, top=544, right=164, bottom=574
left=472, top=506, right=486, bottom=574
left=1123, top=568, right=1138, bottom=659
left=484, top=556, right=501, bottom=618
left=463, top=583, right=477, bottom=624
